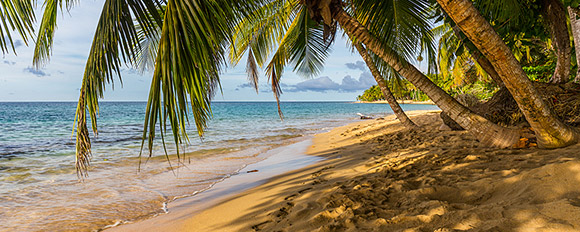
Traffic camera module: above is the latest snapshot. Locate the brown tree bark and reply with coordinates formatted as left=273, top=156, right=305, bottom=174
left=354, top=43, right=419, bottom=129
left=568, top=6, right=580, bottom=83
left=437, top=0, right=579, bottom=148
left=451, top=26, right=504, bottom=87
left=332, top=7, right=520, bottom=148
left=542, top=0, right=572, bottom=83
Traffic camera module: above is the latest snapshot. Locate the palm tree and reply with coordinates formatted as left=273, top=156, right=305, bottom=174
left=433, top=23, right=503, bottom=87
left=229, top=0, right=419, bottom=128
left=233, top=0, right=522, bottom=147
left=23, top=0, right=576, bottom=175
left=541, top=0, right=571, bottom=83
left=353, top=42, right=418, bottom=129
left=473, top=0, right=571, bottom=83
left=31, top=0, right=261, bottom=177
left=568, top=6, right=580, bottom=83
left=436, top=0, right=579, bottom=148
left=328, top=2, right=519, bottom=148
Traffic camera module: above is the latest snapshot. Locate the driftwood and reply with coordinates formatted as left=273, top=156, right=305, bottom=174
left=357, top=113, right=373, bottom=120
left=441, top=82, right=580, bottom=130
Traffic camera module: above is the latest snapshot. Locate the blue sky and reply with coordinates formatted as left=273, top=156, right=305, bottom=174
left=0, top=1, right=427, bottom=102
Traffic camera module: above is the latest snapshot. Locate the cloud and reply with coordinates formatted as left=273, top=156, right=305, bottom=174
left=236, top=83, right=290, bottom=91
left=286, top=72, right=375, bottom=93
left=339, top=72, right=375, bottom=92
left=345, top=61, right=367, bottom=71
left=23, top=67, right=50, bottom=77
left=13, top=40, right=23, bottom=48
left=236, top=73, right=375, bottom=93
left=287, top=76, right=340, bottom=92
left=237, top=83, right=257, bottom=89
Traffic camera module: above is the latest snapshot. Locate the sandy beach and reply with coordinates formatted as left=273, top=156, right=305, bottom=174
left=109, top=110, right=580, bottom=231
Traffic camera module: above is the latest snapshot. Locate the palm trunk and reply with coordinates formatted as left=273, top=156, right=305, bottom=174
left=451, top=26, right=504, bottom=87
left=332, top=7, right=519, bottom=148
left=542, top=0, right=571, bottom=83
left=354, top=43, right=418, bottom=129
left=568, top=6, right=580, bottom=83
left=437, top=0, right=579, bottom=148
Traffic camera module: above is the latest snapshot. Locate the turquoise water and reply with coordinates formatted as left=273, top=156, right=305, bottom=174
left=0, top=101, right=438, bottom=231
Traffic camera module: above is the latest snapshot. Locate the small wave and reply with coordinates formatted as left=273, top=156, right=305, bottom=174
left=94, top=136, right=143, bottom=144
left=0, top=151, right=25, bottom=158
left=101, top=220, right=130, bottom=230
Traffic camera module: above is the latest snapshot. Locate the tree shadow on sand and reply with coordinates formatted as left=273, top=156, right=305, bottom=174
left=201, top=112, right=580, bottom=231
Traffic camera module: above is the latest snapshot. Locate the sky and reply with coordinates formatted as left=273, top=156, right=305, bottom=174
left=0, top=1, right=426, bottom=102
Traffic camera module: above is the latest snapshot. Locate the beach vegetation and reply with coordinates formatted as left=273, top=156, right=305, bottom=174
left=356, top=86, right=383, bottom=102
left=353, top=42, right=418, bottom=128
left=437, top=0, right=579, bottom=148
left=229, top=0, right=524, bottom=148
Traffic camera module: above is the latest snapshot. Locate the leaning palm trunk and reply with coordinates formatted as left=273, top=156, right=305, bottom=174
left=354, top=43, right=418, bottom=129
left=437, top=0, right=579, bottom=148
left=542, top=0, right=571, bottom=83
left=451, top=26, right=504, bottom=87
left=569, top=6, right=580, bottom=83
left=333, top=7, right=519, bottom=147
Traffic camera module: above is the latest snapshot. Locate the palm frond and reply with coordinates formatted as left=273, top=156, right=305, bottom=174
left=229, top=0, right=298, bottom=93
left=0, top=0, right=35, bottom=54
left=287, top=6, right=333, bottom=77
left=140, top=0, right=238, bottom=166
left=348, top=0, right=437, bottom=73
left=246, top=48, right=260, bottom=92
left=33, top=0, right=79, bottom=68
left=229, top=0, right=298, bottom=66
left=74, top=0, right=163, bottom=177
left=134, top=5, right=163, bottom=73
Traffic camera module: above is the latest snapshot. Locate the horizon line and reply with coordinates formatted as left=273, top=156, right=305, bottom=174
left=0, top=100, right=356, bottom=103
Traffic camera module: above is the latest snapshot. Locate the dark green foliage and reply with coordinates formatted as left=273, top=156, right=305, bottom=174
left=563, top=0, right=580, bottom=8
left=358, top=74, right=499, bottom=102
left=523, top=63, right=557, bottom=82
left=356, top=85, right=384, bottom=101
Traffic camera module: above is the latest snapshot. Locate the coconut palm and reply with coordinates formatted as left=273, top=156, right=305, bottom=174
left=232, top=0, right=523, bottom=147
left=23, top=0, right=576, bottom=176
left=436, top=0, right=579, bottom=148
left=332, top=2, right=519, bottom=147
left=229, top=0, right=418, bottom=128
left=473, top=0, right=571, bottom=83
left=541, top=0, right=571, bottom=83
left=31, top=0, right=263, bottom=177
left=353, top=42, right=418, bottom=129
left=568, top=6, right=580, bottom=82
left=432, top=23, right=503, bottom=87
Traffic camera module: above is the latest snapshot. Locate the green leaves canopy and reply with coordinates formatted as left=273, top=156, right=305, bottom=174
left=22, top=0, right=435, bottom=176
left=31, top=0, right=257, bottom=177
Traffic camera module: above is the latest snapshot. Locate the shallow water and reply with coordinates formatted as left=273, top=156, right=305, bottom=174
left=0, top=101, right=439, bottom=231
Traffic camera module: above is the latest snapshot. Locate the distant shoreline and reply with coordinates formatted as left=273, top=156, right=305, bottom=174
left=355, top=99, right=435, bottom=105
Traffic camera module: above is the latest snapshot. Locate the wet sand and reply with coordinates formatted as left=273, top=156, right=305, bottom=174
left=109, top=110, right=580, bottom=231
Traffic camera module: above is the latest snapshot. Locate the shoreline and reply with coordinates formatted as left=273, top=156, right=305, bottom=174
left=105, top=138, right=324, bottom=231
left=109, top=109, right=580, bottom=231
left=105, top=110, right=432, bottom=231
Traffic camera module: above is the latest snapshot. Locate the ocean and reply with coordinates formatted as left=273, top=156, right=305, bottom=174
left=0, top=101, right=439, bottom=231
